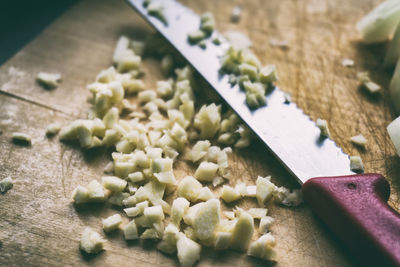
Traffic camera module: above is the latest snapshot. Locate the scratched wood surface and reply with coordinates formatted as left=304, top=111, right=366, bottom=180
left=0, top=0, right=399, bottom=266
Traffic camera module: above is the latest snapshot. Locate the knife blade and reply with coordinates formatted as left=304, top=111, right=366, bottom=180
left=127, top=0, right=400, bottom=266
left=128, top=0, right=353, bottom=184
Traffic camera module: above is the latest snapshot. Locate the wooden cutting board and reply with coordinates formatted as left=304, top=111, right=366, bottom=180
left=0, top=0, right=399, bottom=266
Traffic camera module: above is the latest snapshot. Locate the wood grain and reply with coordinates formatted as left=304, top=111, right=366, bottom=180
left=0, top=0, right=398, bottom=266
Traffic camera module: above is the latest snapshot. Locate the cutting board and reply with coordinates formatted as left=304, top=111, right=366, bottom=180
left=0, top=0, right=399, bottom=266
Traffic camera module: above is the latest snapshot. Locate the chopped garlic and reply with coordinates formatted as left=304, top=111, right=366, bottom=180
left=230, top=210, right=254, bottom=251
left=190, top=140, right=211, bottom=162
left=284, top=92, right=292, bottom=104
left=103, top=214, right=122, bottom=233
left=177, top=233, right=201, bottom=267
left=128, top=172, right=144, bottom=183
left=87, top=180, right=106, bottom=202
left=146, top=2, right=167, bottom=25
left=198, top=40, right=206, bottom=49
left=80, top=227, right=105, bottom=254
left=138, top=90, right=157, bottom=103
left=243, top=81, right=266, bottom=108
left=113, top=36, right=130, bottom=63
left=124, top=201, right=148, bottom=217
left=247, top=233, right=277, bottom=261
left=102, top=176, right=127, bottom=192
left=350, top=155, right=364, bottom=173
left=123, top=79, right=145, bottom=94
left=194, top=162, right=219, bottom=182
left=341, top=58, right=354, bottom=67
left=108, top=192, right=130, bottom=206
left=157, top=223, right=179, bottom=254
left=230, top=6, right=241, bottom=23
left=12, top=132, right=31, bottom=145
left=71, top=185, right=89, bottom=204
left=197, top=187, right=214, bottom=201
left=37, top=72, right=61, bottom=89
left=256, top=176, right=275, bottom=207
left=156, top=80, right=173, bottom=98
left=178, top=176, right=202, bottom=202
left=193, top=199, right=221, bottom=245
left=212, top=36, right=222, bottom=45
left=356, top=0, right=400, bottom=44
left=239, top=63, right=258, bottom=81
left=200, top=12, right=215, bottom=33
left=194, top=103, right=221, bottom=139
left=0, top=177, right=13, bottom=193
left=171, top=197, right=190, bottom=226
left=259, top=65, right=278, bottom=84
left=46, top=123, right=61, bottom=136
left=141, top=228, right=161, bottom=240
left=280, top=189, right=303, bottom=207
left=144, top=205, right=164, bottom=223
left=220, top=185, right=241, bottom=203
left=188, top=30, right=206, bottom=44
left=269, top=39, right=290, bottom=49
left=350, top=134, right=367, bottom=147
left=357, top=72, right=381, bottom=93
left=123, top=220, right=139, bottom=240
left=316, top=118, right=330, bottom=138
left=259, top=216, right=274, bottom=234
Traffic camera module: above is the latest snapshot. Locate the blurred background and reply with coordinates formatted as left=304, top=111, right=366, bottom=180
left=0, top=0, right=77, bottom=65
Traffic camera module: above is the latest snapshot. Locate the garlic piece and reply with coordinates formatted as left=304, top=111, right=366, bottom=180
left=102, top=214, right=122, bottom=233
left=220, top=185, right=241, bottom=203
left=0, top=177, right=13, bottom=193
left=256, top=176, right=276, bottom=207
left=247, top=233, right=277, bottom=261
left=144, top=205, right=165, bottom=223
left=178, top=176, right=203, bottom=202
left=177, top=233, right=201, bottom=267
left=350, top=134, right=368, bottom=147
left=37, top=72, right=61, bottom=89
left=193, top=199, right=221, bottom=245
left=194, top=162, right=219, bottom=182
left=123, top=220, right=139, bottom=240
left=80, top=227, right=105, bottom=254
left=230, top=6, right=241, bottom=23
left=46, top=123, right=61, bottom=136
left=102, top=176, right=127, bottom=192
left=316, top=118, right=330, bottom=138
left=350, top=155, right=364, bottom=173
left=230, top=210, right=254, bottom=251
left=171, top=197, right=190, bottom=226
left=12, top=132, right=32, bottom=145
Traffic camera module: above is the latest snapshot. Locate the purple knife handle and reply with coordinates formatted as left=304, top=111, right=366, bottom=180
left=302, top=173, right=400, bottom=267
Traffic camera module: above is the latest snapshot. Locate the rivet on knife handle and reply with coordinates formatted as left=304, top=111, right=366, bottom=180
left=302, top=174, right=400, bottom=267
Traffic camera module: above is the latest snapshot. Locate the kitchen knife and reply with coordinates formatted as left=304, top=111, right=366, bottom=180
left=126, top=0, right=400, bottom=266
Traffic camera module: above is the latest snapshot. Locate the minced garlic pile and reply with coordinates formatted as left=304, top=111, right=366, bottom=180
left=58, top=34, right=301, bottom=266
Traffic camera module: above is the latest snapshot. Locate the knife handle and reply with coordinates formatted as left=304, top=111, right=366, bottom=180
left=302, top=173, right=400, bottom=267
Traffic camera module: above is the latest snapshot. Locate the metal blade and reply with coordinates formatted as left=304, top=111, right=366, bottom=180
left=127, top=0, right=355, bottom=184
